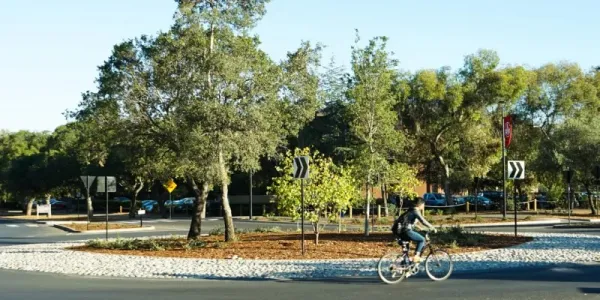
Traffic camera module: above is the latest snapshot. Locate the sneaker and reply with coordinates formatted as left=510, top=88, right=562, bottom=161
left=413, top=256, right=422, bottom=264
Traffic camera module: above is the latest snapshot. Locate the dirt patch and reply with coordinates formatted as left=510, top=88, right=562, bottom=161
left=71, top=232, right=532, bottom=260
left=63, top=223, right=142, bottom=231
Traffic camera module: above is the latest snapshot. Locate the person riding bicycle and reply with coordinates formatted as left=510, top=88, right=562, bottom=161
left=391, top=198, right=437, bottom=264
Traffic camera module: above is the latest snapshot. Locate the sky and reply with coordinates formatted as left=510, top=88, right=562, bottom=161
left=1, top=0, right=598, bottom=133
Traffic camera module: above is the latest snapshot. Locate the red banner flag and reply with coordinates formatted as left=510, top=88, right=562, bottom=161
left=504, top=115, right=513, bottom=148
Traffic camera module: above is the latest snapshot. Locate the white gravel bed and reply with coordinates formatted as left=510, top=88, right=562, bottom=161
left=0, top=232, right=599, bottom=280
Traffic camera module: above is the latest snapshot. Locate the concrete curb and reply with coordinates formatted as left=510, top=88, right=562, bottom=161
left=38, top=221, right=89, bottom=225
left=53, top=224, right=156, bottom=234
left=455, top=219, right=565, bottom=228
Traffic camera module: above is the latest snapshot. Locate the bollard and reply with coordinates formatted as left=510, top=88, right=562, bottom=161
left=377, top=205, right=381, bottom=218
left=349, top=207, right=353, bottom=219
left=526, top=201, right=530, bottom=211
left=534, top=199, right=537, bottom=212
left=262, top=204, right=266, bottom=216
left=119, top=206, right=122, bottom=213
left=466, top=202, right=470, bottom=213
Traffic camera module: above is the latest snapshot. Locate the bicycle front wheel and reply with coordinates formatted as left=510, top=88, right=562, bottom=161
left=425, top=249, right=453, bottom=281
left=377, top=251, right=408, bottom=284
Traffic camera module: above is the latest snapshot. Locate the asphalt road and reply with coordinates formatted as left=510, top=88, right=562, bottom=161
left=0, top=264, right=599, bottom=300
left=1, top=217, right=600, bottom=300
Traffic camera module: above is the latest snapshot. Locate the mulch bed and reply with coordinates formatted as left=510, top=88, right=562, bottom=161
left=71, top=232, right=533, bottom=260
left=65, top=223, right=141, bottom=231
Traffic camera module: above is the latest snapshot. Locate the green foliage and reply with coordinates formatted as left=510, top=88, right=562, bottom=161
left=84, top=238, right=206, bottom=251
left=209, top=227, right=226, bottom=236
left=253, top=226, right=282, bottom=233
left=431, top=226, right=485, bottom=248
left=268, top=148, right=359, bottom=237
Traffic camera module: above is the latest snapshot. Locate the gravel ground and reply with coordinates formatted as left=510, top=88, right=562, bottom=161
left=0, top=232, right=599, bottom=280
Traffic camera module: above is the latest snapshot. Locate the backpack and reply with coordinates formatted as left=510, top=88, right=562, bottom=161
left=391, top=209, right=411, bottom=235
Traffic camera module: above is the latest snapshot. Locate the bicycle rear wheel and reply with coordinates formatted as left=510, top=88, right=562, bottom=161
left=377, top=251, right=408, bottom=284
left=425, top=249, right=453, bottom=281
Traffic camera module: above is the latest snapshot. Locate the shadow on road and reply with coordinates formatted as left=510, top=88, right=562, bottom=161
left=579, top=287, right=600, bottom=294
left=451, top=263, right=600, bottom=283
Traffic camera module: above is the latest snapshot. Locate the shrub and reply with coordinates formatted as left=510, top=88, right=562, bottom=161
left=351, top=218, right=362, bottom=224
left=84, top=238, right=206, bottom=251
left=430, top=226, right=485, bottom=249
left=209, top=227, right=225, bottom=236
left=254, top=226, right=282, bottom=233
left=434, top=209, right=444, bottom=216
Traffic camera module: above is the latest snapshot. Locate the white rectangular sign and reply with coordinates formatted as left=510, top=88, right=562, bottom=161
left=137, top=210, right=146, bottom=216
left=36, top=204, right=51, bottom=217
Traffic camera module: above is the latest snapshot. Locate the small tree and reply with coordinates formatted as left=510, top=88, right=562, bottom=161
left=268, top=148, right=358, bottom=244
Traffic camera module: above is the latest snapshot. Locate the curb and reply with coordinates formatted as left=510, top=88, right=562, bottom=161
left=53, top=224, right=156, bottom=234
left=38, top=221, right=89, bottom=225
left=455, top=219, right=566, bottom=228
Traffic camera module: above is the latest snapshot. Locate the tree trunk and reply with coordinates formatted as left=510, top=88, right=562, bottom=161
left=187, top=177, right=209, bottom=240
left=585, top=184, right=597, bottom=215
left=44, top=194, right=52, bottom=217
left=218, top=149, right=236, bottom=242
left=129, top=179, right=144, bottom=218
left=364, top=180, right=371, bottom=236
left=437, top=155, right=453, bottom=205
left=87, top=196, right=94, bottom=219
left=382, top=183, right=388, bottom=217
left=313, top=222, right=320, bottom=245
left=26, top=197, right=35, bottom=216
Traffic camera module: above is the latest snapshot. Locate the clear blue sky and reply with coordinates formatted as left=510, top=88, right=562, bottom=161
left=1, top=0, right=598, bottom=132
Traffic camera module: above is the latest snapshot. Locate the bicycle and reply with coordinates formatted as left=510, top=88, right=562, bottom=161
left=377, top=232, right=453, bottom=284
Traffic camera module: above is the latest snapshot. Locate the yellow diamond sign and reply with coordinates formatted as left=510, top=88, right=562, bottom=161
left=163, top=179, right=177, bottom=193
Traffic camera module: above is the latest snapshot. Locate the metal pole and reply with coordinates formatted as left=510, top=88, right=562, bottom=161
left=105, top=176, right=108, bottom=241
left=249, top=171, right=253, bottom=220
left=475, top=178, right=479, bottom=218
left=568, top=182, right=571, bottom=225
left=86, top=183, right=90, bottom=231
left=514, top=182, right=518, bottom=237
left=301, top=178, right=305, bottom=255
left=502, top=106, right=507, bottom=219
left=169, top=192, right=172, bottom=220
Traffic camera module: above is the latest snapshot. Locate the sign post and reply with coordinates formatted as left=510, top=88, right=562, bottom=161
left=80, top=176, right=96, bottom=230
left=502, top=114, right=513, bottom=219
left=163, top=179, right=177, bottom=220
left=507, top=160, right=525, bottom=237
left=292, top=156, right=309, bottom=255
left=474, top=177, right=480, bottom=218
left=249, top=171, right=253, bottom=220
left=138, top=209, right=146, bottom=227
left=563, top=168, right=574, bottom=225
left=97, top=176, right=116, bottom=240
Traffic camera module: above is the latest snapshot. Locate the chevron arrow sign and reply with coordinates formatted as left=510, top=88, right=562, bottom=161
left=507, top=160, right=525, bottom=180
left=292, top=156, right=309, bottom=179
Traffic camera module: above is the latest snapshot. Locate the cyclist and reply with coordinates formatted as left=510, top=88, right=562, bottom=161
left=391, top=198, right=437, bottom=264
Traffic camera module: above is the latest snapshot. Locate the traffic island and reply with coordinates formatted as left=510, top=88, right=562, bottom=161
left=69, top=228, right=532, bottom=260
left=54, top=222, right=155, bottom=233
left=0, top=232, right=598, bottom=280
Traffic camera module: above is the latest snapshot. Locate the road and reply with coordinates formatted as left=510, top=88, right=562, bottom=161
left=0, top=264, right=598, bottom=300
left=1, top=217, right=600, bottom=299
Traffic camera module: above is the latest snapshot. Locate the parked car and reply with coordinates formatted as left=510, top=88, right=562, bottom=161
left=457, top=196, right=492, bottom=210
left=423, top=193, right=446, bottom=206
left=140, top=200, right=158, bottom=212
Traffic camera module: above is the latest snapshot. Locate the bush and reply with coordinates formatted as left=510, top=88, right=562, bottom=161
left=254, top=226, right=282, bottom=233
left=209, top=227, right=225, bottom=236
left=84, top=238, right=206, bottom=251
left=430, top=226, right=485, bottom=248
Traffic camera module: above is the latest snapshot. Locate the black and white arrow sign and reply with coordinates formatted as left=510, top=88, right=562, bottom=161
left=507, top=160, right=525, bottom=180
left=292, top=156, right=309, bottom=179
